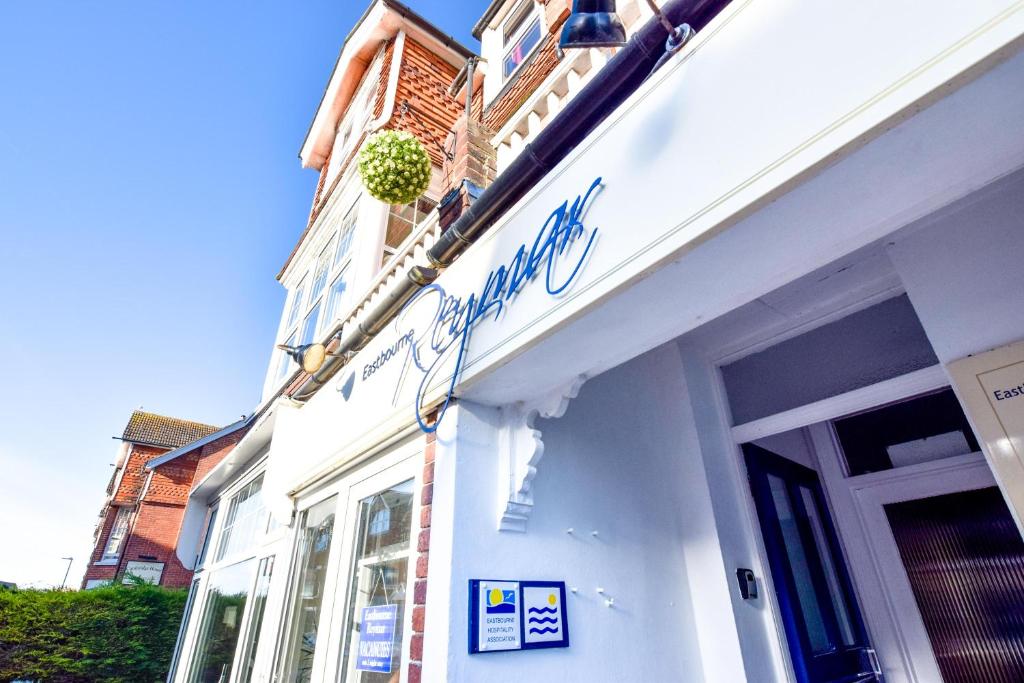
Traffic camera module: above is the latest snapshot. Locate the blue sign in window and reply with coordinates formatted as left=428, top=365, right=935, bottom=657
left=355, top=604, right=398, bottom=673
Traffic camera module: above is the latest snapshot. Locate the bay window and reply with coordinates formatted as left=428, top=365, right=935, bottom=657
left=382, top=196, right=437, bottom=267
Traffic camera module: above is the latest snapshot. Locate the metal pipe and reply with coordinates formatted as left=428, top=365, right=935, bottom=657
left=465, top=57, right=476, bottom=120
left=291, top=0, right=728, bottom=402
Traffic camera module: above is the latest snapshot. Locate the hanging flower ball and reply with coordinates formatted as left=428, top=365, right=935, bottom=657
left=357, top=130, right=432, bottom=205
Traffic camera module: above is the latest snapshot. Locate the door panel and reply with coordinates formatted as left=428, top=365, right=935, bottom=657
left=745, top=444, right=879, bottom=683
left=886, top=487, right=1024, bottom=683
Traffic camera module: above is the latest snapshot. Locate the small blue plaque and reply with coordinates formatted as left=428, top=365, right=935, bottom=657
left=469, top=580, right=570, bottom=654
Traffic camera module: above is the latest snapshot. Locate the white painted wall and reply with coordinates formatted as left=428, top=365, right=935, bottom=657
left=423, top=342, right=747, bottom=682
left=889, top=169, right=1024, bottom=365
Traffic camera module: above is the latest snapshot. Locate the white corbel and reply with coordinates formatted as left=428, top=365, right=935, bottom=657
left=497, top=374, right=587, bottom=532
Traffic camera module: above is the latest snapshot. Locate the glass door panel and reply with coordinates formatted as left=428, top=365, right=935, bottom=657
left=280, top=496, right=338, bottom=683
left=744, top=443, right=878, bottom=683
left=338, top=479, right=415, bottom=682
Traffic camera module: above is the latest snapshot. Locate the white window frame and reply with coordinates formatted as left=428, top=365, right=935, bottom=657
left=273, top=437, right=422, bottom=683
left=382, top=195, right=438, bottom=267
left=501, top=0, right=542, bottom=82
left=170, top=457, right=284, bottom=683
left=99, top=506, right=133, bottom=564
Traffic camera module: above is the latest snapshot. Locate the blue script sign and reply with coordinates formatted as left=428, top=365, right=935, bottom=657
left=396, top=176, right=603, bottom=432
left=355, top=604, right=398, bottom=673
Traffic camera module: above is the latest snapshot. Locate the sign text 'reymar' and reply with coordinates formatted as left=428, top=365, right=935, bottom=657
left=346, top=176, right=604, bottom=432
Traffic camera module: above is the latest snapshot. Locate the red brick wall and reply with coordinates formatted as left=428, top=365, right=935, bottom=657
left=407, top=423, right=436, bottom=683
left=111, top=444, right=170, bottom=505
left=482, top=32, right=560, bottom=133
left=120, top=499, right=194, bottom=588
left=388, top=37, right=464, bottom=168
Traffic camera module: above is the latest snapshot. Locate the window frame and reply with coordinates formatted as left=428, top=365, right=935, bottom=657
left=501, top=1, right=542, bottom=81
left=272, top=437, right=422, bottom=683
left=170, top=458, right=281, bottom=683
left=99, top=505, right=133, bottom=564
left=382, top=195, right=438, bottom=268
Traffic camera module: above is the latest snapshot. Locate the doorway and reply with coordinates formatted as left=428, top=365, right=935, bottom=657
left=741, top=385, right=1024, bottom=682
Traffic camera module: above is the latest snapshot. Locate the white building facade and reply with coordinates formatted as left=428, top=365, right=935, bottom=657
left=168, top=0, right=1024, bottom=681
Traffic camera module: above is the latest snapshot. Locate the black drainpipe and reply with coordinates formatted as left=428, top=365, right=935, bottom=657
left=292, top=0, right=729, bottom=401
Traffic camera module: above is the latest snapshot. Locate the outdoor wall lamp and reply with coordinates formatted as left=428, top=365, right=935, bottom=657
left=559, top=0, right=694, bottom=68
left=277, top=343, right=328, bottom=374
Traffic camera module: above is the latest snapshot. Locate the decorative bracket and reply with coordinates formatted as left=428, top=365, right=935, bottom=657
left=497, top=375, right=587, bottom=532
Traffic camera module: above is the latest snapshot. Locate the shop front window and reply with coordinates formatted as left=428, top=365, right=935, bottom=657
left=237, top=556, right=274, bottom=683
left=186, top=559, right=256, bottom=683
left=338, top=479, right=415, bottom=682
left=280, top=496, right=338, bottom=683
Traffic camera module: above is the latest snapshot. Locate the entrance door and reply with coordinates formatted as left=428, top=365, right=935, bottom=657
left=744, top=444, right=880, bottom=683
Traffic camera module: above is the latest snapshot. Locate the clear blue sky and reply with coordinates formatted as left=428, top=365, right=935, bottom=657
left=0, top=0, right=488, bottom=588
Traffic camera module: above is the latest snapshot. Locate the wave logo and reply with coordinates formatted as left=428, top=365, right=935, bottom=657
left=527, top=594, right=560, bottom=635
left=486, top=588, right=516, bottom=614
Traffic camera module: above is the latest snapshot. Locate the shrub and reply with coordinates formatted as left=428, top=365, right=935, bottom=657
left=357, top=130, right=431, bottom=205
left=0, top=582, right=187, bottom=683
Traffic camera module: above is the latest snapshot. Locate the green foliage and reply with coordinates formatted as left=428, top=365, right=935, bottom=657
left=0, top=582, right=187, bottom=683
left=357, top=130, right=432, bottom=205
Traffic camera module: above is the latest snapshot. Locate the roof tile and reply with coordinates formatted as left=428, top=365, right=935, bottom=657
left=121, top=410, right=219, bottom=449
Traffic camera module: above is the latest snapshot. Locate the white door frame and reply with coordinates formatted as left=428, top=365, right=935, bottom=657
left=729, top=364, right=1001, bottom=683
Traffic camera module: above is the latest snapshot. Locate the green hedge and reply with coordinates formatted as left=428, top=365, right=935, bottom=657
left=0, top=582, right=187, bottom=683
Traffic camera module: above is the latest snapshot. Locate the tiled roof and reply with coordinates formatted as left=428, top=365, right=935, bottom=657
left=121, top=410, right=220, bottom=449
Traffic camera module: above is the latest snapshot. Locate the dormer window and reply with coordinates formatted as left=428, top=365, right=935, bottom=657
left=502, top=1, right=541, bottom=79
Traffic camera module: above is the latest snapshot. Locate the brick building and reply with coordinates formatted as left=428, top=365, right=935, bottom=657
left=82, top=410, right=249, bottom=589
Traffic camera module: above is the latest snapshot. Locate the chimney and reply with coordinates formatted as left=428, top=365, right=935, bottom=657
left=438, top=107, right=496, bottom=231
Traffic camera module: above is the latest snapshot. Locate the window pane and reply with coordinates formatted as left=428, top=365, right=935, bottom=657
left=286, top=279, right=307, bottom=331
left=168, top=578, right=202, bottom=683
left=197, top=507, right=219, bottom=569
left=834, top=389, right=979, bottom=476
left=327, top=268, right=350, bottom=325
left=335, top=210, right=357, bottom=268
left=277, top=332, right=297, bottom=382
left=503, top=1, right=535, bottom=43
left=310, top=238, right=335, bottom=304
left=768, top=474, right=831, bottom=653
left=338, top=479, right=415, bottom=682
left=799, top=486, right=856, bottom=647
left=102, top=507, right=132, bottom=561
left=216, top=476, right=266, bottom=563
left=280, top=496, right=337, bottom=683
left=186, top=559, right=255, bottom=683
left=238, top=556, right=274, bottom=683
left=301, top=303, right=321, bottom=346
left=503, top=19, right=540, bottom=78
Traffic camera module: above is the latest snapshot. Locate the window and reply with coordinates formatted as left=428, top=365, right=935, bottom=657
left=335, top=208, right=357, bottom=268
left=301, top=302, right=321, bottom=346
left=237, top=556, right=274, bottom=683
left=101, top=506, right=132, bottom=562
left=167, top=578, right=202, bottom=683
left=216, top=476, right=267, bottom=563
left=186, top=559, right=256, bottom=683
left=279, top=496, right=337, bottom=683
left=382, top=196, right=437, bottom=267
left=285, top=278, right=307, bottom=332
left=326, top=267, right=351, bottom=326
left=337, top=479, right=415, bottom=681
left=310, top=237, right=335, bottom=304
left=833, top=388, right=980, bottom=476
left=502, top=2, right=541, bottom=79
left=196, top=506, right=219, bottom=569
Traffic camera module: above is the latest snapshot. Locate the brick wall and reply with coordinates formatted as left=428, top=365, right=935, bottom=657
left=407, top=422, right=436, bottom=682
left=120, top=498, right=194, bottom=587
left=389, top=37, right=464, bottom=168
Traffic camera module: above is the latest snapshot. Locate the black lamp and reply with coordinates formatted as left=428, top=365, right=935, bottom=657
left=560, top=0, right=694, bottom=64
left=559, top=0, right=627, bottom=50
left=277, top=342, right=328, bottom=374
